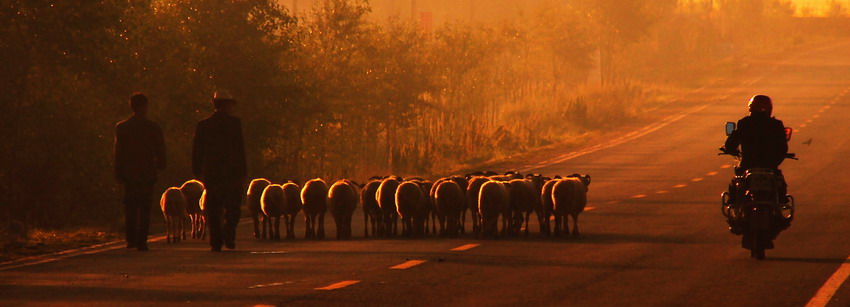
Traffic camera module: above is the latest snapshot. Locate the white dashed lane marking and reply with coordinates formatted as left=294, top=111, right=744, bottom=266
left=631, top=194, right=647, bottom=199
left=585, top=206, right=597, bottom=211
left=721, top=164, right=733, bottom=169
left=451, top=244, right=480, bottom=251
left=673, top=184, right=687, bottom=188
left=390, top=260, right=427, bottom=270
left=315, top=280, right=360, bottom=290
left=707, top=171, right=718, bottom=176
left=249, top=282, right=292, bottom=289
left=656, top=190, right=669, bottom=194
left=606, top=200, right=621, bottom=204
left=691, top=178, right=704, bottom=182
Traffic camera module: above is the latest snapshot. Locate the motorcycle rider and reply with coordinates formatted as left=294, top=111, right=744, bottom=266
left=722, top=94, right=790, bottom=233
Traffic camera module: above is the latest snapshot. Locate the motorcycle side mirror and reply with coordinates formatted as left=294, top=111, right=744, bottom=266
left=725, top=122, right=736, bottom=136
left=785, top=127, right=793, bottom=142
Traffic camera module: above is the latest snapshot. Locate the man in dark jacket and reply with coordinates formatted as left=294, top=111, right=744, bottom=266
left=192, top=90, right=247, bottom=252
left=114, top=92, right=166, bottom=251
left=724, top=95, right=789, bottom=173
left=722, top=95, right=790, bottom=234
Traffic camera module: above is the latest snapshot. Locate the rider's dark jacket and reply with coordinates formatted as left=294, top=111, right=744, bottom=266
left=724, top=112, right=788, bottom=171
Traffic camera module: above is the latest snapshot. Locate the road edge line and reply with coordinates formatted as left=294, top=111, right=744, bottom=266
left=805, top=256, right=850, bottom=307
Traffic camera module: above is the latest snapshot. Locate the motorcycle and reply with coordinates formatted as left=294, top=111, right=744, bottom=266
left=718, top=122, right=796, bottom=260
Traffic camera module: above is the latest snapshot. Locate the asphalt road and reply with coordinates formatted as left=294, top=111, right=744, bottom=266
left=3, top=42, right=850, bottom=306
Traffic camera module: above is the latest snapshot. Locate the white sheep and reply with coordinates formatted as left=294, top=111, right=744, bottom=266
left=160, top=187, right=187, bottom=243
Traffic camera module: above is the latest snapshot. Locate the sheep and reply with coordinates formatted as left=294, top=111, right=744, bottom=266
left=443, top=176, right=469, bottom=234
left=539, top=179, right=557, bottom=236
left=551, top=174, right=591, bottom=237
left=466, top=176, right=490, bottom=235
left=395, top=181, right=427, bottom=237
left=435, top=180, right=465, bottom=237
left=376, top=176, right=402, bottom=237
left=417, top=180, right=434, bottom=235
left=160, top=187, right=187, bottom=243
left=361, top=180, right=383, bottom=237
left=507, top=178, right=539, bottom=236
left=180, top=180, right=205, bottom=240
left=301, top=178, right=329, bottom=240
left=504, top=170, right=524, bottom=180
left=467, top=170, right=498, bottom=177
left=428, top=177, right=445, bottom=234
left=281, top=182, right=302, bottom=239
left=260, top=184, right=285, bottom=240
left=328, top=180, right=359, bottom=240
left=247, top=178, right=272, bottom=239
left=478, top=180, right=511, bottom=238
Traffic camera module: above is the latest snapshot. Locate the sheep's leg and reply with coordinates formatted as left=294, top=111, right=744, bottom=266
left=304, top=215, right=310, bottom=239
left=309, top=214, right=316, bottom=239
left=180, top=215, right=186, bottom=241
left=317, top=213, right=325, bottom=239
left=392, top=214, right=398, bottom=236
left=383, top=214, right=392, bottom=237
left=364, top=212, right=370, bottom=238
left=496, top=213, right=504, bottom=237
left=200, top=215, right=207, bottom=240
left=422, top=216, right=428, bottom=236
left=471, top=208, right=480, bottom=235
left=460, top=209, right=466, bottom=234
left=263, top=214, right=271, bottom=239
left=563, top=213, right=571, bottom=237
left=274, top=216, right=281, bottom=240
left=335, top=217, right=343, bottom=240
left=342, top=216, right=351, bottom=239
left=431, top=212, right=437, bottom=235
left=183, top=215, right=190, bottom=240
left=525, top=211, right=531, bottom=237
left=287, top=214, right=296, bottom=239
left=554, top=215, right=562, bottom=237
left=166, top=217, right=173, bottom=243
left=373, top=213, right=380, bottom=236
left=194, top=214, right=201, bottom=239
left=571, top=213, right=580, bottom=237
left=437, top=214, right=445, bottom=237
left=252, top=214, right=260, bottom=239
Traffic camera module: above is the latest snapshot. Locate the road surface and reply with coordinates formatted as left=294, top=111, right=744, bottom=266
left=3, top=42, right=850, bottom=306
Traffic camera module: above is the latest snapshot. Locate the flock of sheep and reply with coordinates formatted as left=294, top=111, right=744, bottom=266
left=158, top=171, right=591, bottom=243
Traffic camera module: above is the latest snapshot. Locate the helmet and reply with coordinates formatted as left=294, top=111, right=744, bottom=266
left=748, top=95, right=772, bottom=115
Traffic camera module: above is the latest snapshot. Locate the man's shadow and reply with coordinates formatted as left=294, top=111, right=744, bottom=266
left=764, top=257, right=849, bottom=264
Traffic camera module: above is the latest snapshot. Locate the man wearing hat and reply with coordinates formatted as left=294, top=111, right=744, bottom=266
left=192, top=90, right=247, bottom=251
left=114, top=92, right=166, bottom=251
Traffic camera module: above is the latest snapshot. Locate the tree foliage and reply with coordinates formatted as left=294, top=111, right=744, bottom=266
left=0, top=0, right=838, bottom=229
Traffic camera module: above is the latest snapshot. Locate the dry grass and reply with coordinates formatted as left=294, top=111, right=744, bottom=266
left=0, top=227, right=121, bottom=263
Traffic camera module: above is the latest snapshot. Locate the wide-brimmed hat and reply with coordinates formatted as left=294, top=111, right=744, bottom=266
left=212, top=90, right=236, bottom=103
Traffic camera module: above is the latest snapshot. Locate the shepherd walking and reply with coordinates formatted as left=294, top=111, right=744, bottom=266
left=114, top=92, right=166, bottom=251
left=192, top=90, right=247, bottom=252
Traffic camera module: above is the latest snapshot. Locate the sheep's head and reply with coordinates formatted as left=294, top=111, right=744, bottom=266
left=567, top=174, right=591, bottom=187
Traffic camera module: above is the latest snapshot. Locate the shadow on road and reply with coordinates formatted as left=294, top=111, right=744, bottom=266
left=764, top=257, right=849, bottom=264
